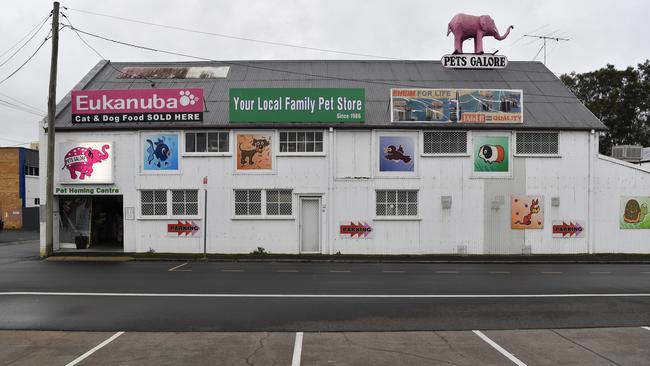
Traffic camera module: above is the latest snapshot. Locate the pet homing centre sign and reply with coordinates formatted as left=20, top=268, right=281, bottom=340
left=229, top=88, right=365, bottom=122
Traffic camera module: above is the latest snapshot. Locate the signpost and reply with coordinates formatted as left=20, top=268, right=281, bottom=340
left=229, top=88, right=365, bottom=122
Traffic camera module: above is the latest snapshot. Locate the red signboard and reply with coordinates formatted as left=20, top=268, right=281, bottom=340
left=167, top=220, right=200, bottom=236
left=552, top=221, right=585, bottom=238
left=339, top=221, right=373, bottom=238
left=71, top=88, right=203, bottom=123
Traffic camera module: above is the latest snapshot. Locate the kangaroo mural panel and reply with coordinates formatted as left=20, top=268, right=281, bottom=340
left=620, top=197, right=650, bottom=229
left=512, top=195, right=544, bottom=229
left=142, top=133, right=179, bottom=171
left=58, top=142, right=114, bottom=184
left=236, top=133, right=273, bottom=171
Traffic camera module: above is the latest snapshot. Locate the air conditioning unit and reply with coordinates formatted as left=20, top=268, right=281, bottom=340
left=611, top=145, right=643, bottom=162
left=642, top=148, right=650, bottom=163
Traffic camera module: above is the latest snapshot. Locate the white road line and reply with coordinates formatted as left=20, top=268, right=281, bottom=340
left=640, top=272, right=650, bottom=274
left=489, top=271, right=511, bottom=274
left=642, top=326, right=650, bottom=331
left=291, top=332, right=303, bottom=366
left=277, top=270, right=299, bottom=273
left=435, top=271, right=459, bottom=274
left=2, top=292, right=650, bottom=298
left=221, top=269, right=244, bottom=272
left=473, top=330, right=527, bottom=366
left=590, top=272, right=611, bottom=274
left=541, top=272, right=562, bottom=274
left=383, top=270, right=405, bottom=273
left=65, top=331, right=124, bottom=366
left=167, top=263, right=190, bottom=272
left=329, top=270, right=351, bottom=273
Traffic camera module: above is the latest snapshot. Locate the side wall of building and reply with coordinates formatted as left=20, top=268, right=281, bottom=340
left=38, top=129, right=632, bottom=255
left=0, top=148, right=21, bottom=229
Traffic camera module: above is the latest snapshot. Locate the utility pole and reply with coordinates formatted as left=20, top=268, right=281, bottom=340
left=524, top=34, right=569, bottom=64
left=45, top=1, right=59, bottom=257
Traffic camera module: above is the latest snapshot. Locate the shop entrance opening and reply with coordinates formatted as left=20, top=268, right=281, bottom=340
left=58, top=195, right=123, bottom=251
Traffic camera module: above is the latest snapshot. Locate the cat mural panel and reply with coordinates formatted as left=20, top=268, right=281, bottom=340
left=236, top=134, right=273, bottom=170
left=512, top=195, right=544, bottom=229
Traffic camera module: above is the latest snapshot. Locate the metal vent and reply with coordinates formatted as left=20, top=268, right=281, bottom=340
left=611, top=145, right=643, bottom=162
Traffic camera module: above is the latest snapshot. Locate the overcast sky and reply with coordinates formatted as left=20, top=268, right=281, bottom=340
left=1, top=0, right=648, bottom=147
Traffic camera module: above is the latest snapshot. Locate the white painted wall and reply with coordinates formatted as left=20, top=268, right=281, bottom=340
left=24, top=176, right=39, bottom=207
left=593, top=155, right=650, bottom=253
left=38, top=128, right=650, bottom=255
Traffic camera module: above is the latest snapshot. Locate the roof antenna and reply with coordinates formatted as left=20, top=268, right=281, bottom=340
left=524, top=34, right=570, bottom=64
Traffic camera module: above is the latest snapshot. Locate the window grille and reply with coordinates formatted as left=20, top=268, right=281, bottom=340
left=266, top=190, right=293, bottom=216
left=516, top=132, right=559, bottom=155
left=185, top=132, right=229, bottom=153
left=171, top=190, right=199, bottom=215
left=234, top=190, right=262, bottom=216
left=141, top=190, right=167, bottom=216
left=423, top=131, right=467, bottom=154
left=279, top=131, right=324, bottom=153
left=376, top=190, right=418, bottom=216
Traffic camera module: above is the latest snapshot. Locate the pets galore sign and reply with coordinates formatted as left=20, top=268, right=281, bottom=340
left=72, top=88, right=204, bottom=123
left=229, top=88, right=365, bottom=122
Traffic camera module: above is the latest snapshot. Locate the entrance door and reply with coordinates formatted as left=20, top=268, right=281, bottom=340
left=299, top=197, right=321, bottom=253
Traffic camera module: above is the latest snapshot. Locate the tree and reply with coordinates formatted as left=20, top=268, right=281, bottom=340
left=560, top=60, right=650, bottom=155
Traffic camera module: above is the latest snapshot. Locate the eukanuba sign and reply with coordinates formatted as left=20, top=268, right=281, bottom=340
left=72, top=88, right=204, bottom=123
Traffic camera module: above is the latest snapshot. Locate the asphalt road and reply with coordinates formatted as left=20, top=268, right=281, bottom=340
left=1, top=242, right=650, bottom=332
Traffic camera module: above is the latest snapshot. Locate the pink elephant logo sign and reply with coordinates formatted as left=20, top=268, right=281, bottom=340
left=58, top=142, right=114, bottom=184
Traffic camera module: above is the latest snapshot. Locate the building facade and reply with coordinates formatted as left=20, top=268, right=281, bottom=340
left=0, top=147, right=40, bottom=230
left=39, top=60, right=650, bottom=254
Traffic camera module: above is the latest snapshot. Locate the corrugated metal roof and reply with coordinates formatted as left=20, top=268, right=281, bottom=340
left=52, top=60, right=607, bottom=131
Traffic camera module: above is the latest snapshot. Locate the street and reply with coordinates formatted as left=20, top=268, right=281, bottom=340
left=2, top=240, right=650, bottom=365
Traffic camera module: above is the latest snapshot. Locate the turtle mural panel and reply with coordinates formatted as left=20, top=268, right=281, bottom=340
left=620, top=197, right=650, bottom=229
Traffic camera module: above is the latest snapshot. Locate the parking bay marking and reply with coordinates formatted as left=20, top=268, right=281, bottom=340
left=291, top=332, right=303, bottom=366
left=65, top=331, right=124, bottom=366
left=643, top=326, right=650, bottom=331
left=473, top=330, right=527, bottom=366
left=168, top=262, right=191, bottom=272
left=3, top=292, right=650, bottom=298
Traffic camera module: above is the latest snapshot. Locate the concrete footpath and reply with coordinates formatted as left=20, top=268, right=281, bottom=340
left=1, top=327, right=649, bottom=365
left=0, top=230, right=38, bottom=244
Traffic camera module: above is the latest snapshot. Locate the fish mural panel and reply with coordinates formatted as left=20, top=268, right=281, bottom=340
left=379, top=136, right=415, bottom=172
left=143, top=133, right=179, bottom=171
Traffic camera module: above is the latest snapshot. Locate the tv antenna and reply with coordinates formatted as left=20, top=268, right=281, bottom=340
left=524, top=34, right=570, bottom=64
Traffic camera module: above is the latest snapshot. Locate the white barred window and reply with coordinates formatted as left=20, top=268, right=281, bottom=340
left=141, top=190, right=167, bottom=216
left=234, top=190, right=262, bottom=216
left=423, top=131, right=467, bottom=154
left=376, top=190, right=418, bottom=217
left=185, top=131, right=229, bottom=153
left=279, top=131, right=324, bottom=153
left=266, top=190, right=293, bottom=216
left=172, top=190, right=199, bottom=215
left=516, top=132, right=559, bottom=155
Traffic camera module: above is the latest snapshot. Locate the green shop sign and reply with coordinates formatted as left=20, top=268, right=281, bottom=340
left=230, top=88, right=365, bottom=122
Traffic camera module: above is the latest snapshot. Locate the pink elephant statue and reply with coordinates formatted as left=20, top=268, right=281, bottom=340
left=62, top=144, right=110, bottom=180
left=447, top=13, right=513, bottom=54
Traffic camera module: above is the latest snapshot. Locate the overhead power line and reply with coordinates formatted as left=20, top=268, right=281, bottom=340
left=0, top=14, right=51, bottom=69
left=64, top=24, right=577, bottom=99
left=63, top=6, right=401, bottom=60
left=0, top=35, right=51, bottom=86
left=0, top=98, right=45, bottom=117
